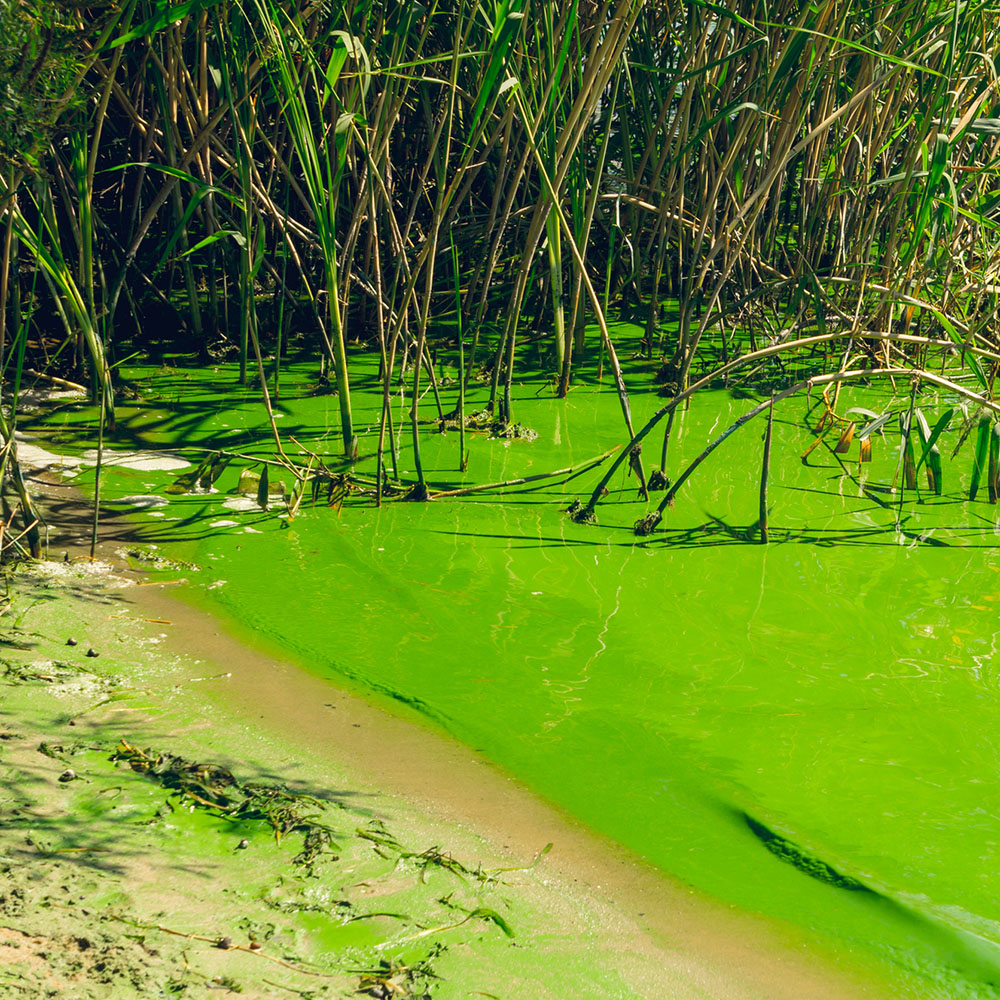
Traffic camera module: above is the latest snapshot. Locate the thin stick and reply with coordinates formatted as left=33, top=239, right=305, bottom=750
left=105, top=915, right=337, bottom=978
left=23, top=369, right=88, bottom=392
left=450, top=225, right=467, bottom=472
left=428, top=447, right=618, bottom=499
left=108, top=615, right=172, bottom=624
left=5, top=519, right=39, bottom=550
left=90, top=399, right=106, bottom=559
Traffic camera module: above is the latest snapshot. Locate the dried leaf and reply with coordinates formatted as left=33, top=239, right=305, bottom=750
left=833, top=421, right=855, bottom=454
left=257, top=464, right=270, bottom=511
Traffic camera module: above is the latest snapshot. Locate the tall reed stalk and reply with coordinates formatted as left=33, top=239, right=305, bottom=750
left=1, top=0, right=999, bottom=537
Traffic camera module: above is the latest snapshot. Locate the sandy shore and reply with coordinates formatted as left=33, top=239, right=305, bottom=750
left=128, top=557, right=899, bottom=1000
left=0, top=473, right=901, bottom=998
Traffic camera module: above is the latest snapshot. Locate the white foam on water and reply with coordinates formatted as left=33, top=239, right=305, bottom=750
left=81, top=449, right=189, bottom=471
left=15, top=439, right=84, bottom=472
left=24, top=558, right=134, bottom=589
left=222, top=497, right=260, bottom=512
left=14, top=433, right=189, bottom=474
left=112, top=495, right=169, bottom=509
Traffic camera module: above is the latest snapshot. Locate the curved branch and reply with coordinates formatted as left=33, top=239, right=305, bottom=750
left=572, top=330, right=1000, bottom=523
left=633, top=366, right=1000, bottom=536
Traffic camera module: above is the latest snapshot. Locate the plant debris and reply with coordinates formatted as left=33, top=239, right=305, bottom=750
left=110, top=740, right=339, bottom=862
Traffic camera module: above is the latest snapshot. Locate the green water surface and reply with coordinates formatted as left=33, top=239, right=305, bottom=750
left=26, top=347, right=1000, bottom=997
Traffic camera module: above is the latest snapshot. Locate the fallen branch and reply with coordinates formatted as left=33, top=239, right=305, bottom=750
left=107, top=915, right=339, bottom=978
left=428, top=447, right=619, bottom=499
left=23, top=369, right=89, bottom=393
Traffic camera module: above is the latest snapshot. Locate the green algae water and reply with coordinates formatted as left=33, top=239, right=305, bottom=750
left=25, top=348, right=1000, bottom=997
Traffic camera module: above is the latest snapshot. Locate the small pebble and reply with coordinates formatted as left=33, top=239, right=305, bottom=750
left=236, top=838, right=249, bottom=850
left=85, top=649, right=99, bottom=658
left=66, top=638, right=78, bottom=646
left=58, top=769, right=76, bottom=783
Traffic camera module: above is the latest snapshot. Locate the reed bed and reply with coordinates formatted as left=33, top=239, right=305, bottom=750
left=2, top=0, right=1000, bottom=539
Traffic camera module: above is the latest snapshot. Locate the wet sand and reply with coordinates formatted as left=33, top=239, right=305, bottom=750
left=32, top=470, right=898, bottom=999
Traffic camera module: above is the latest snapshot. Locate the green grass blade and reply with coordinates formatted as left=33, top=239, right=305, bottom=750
left=970, top=416, right=991, bottom=501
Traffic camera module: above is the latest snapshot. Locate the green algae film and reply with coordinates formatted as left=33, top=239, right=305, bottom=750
left=1, top=557, right=685, bottom=1000
left=26, top=353, right=1000, bottom=997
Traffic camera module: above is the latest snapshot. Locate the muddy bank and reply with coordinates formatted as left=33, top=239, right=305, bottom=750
left=3, top=580, right=896, bottom=994
left=0, top=467, right=898, bottom=998
left=138, top=579, right=906, bottom=1000
left=1, top=559, right=653, bottom=999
